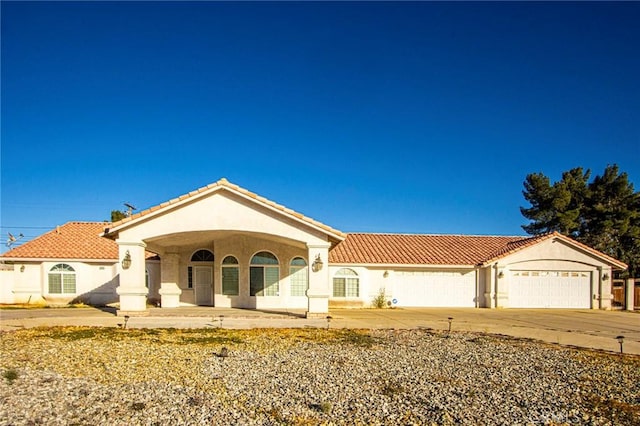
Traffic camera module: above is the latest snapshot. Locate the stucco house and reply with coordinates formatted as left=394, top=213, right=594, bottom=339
left=0, top=178, right=627, bottom=316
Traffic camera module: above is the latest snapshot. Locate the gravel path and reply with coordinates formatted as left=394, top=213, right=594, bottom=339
left=1, top=327, right=639, bottom=425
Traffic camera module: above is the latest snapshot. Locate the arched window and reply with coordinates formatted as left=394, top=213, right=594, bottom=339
left=48, top=264, right=76, bottom=294
left=250, top=251, right=279, bottom=296
left=290, top=257, right=308, bottom=297
left=222, top=256, right=239, bottom=296
left=333, top=268, right=359, bottom=298
left=191, top=250, right=214, bottom=262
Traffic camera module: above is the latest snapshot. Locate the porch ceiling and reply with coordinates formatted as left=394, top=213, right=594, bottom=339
left=143, top=230, right=308, bottom=253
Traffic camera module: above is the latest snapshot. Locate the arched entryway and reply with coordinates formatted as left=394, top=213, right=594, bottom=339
left=105, top=178, right=342, bottom=316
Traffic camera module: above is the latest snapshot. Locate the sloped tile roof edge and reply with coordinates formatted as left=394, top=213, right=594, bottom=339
left=102, top=178, right=346, bottom=240
left=0, top=222, right=118, bottom=260
left=328, top=233, right=530, bottom=265
left=327, top=232, right=627, bottom=269
left=330, top=262, right=478, bottom=268
left=0, top=221, right=157, bottom=261
left=480, top=231, right=628, bottom=269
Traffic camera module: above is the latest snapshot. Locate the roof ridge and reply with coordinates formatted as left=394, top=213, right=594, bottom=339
left=347, top=232, right=531, bottom=238
left=105, top=178, right=346, bottom=239
left=479, top=231, right=627, bottom=269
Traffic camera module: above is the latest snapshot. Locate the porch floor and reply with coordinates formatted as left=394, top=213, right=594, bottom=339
left=146, top=306, right=309, bottom=319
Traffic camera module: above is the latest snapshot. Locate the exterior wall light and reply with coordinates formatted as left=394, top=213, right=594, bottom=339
left=20, top=265, right=25, bottom=273
left=602, top=273, right=610, bottom=281
left=121, top=250, right=132, bottom=270
left=497, top=271, right=504, bottom=279
left=312, top=254, right=323, bottom=272
left=383, top=270, right=389, bottom=278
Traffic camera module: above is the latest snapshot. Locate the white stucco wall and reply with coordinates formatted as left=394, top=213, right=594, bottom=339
left=158, top=235, right=311, bottom=309
left=0, top=264, right=16, bottom=304
left=214, top=234, right=310, bottom=309
left=116, top=190, right=331, bottom=248
left=7, top=263, right=44, bottom=304
left=110, top=188, right=337, bottom=312
left=146, top=260, right=161, bottom=305
left=491, top=238, right=614, bottom=309
left=328, top=236, right=620, bottom=310
left=0, top=259, right=161, bottom=306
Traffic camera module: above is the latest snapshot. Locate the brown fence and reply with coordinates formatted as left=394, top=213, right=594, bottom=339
left=612, top=278, right=640, bottom=310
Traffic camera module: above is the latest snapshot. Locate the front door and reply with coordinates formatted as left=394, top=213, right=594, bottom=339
left=194, top=266, right=213, bottom=306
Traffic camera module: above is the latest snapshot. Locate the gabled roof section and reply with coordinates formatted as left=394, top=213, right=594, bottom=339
left=1, top=222, right=118, bottom=260
left=329, top=233, right=528, bottom=266
left=1, top=222, right=158, bottom=261
left=102, top=178, right=346, bottom=241
left=481, top=231, right=628, bottom=269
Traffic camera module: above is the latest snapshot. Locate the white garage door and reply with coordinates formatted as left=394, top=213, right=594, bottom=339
left=509, top=271, right=591, bottom=308
left=393, top=271, right=476, bottom=307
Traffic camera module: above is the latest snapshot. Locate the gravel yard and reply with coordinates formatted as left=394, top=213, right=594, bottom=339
left=1, top=327, right=639, bottom=425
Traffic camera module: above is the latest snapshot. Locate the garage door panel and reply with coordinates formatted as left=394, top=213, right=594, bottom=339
left=510, top=271, right=590, bottom=308
left=394, top=271, right=476, bottom=307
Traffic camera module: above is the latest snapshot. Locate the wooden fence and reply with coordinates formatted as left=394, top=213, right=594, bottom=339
left=612, top=278, right=640, bottom=310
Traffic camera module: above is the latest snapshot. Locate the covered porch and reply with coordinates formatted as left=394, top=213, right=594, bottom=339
left=102, top=179, right=344, bottom=318
left=146, top=230, right=330, bottom=312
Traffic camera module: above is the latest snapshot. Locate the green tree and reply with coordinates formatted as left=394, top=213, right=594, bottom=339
left=110, top=210, right=127, bottom=222
left=520, top=165, right=639, bottom=277
left=581, top=165, right=640, bottom=276
left=520, top=167, right=590, bottom=237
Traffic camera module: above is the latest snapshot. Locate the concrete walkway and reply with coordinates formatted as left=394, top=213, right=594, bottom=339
left=1, top=306, right=638, bottom=355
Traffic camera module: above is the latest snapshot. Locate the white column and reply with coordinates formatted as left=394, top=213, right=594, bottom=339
left=495, top=266, right=508, bottom=308
left=590, top=270, right=598, bottom=309
left=598, top=267, right=613, bottom=310
left=486, top=264, right=498, bottom=309
left=482, top=267, right=493, bottom=308
left=159, top=253, right=182, bottom=308
left=116, top=241, right=148, bottom=316
left=306, top=243, right=331, bottom=318
left=625, top=278, right=635, bottom=311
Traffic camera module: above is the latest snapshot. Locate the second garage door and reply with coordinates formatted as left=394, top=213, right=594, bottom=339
left=509, top=271, right=591, bottom=308
left=393, top=271, right=476, bottom=307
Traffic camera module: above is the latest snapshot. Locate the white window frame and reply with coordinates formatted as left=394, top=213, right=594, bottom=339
left=48, top=263, right=76, bottom=295
left=250, top=251, right=279, bottom=297
left=221, top=255, right=240, bottom=296
left=289, top=257, right=308, bottom=297
left=333, top=268, right=359, bottom=298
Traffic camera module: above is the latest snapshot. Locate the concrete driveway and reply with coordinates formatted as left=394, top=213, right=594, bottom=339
left=330, top=308, right=640, bottom=355
left=1, top=306, right=638, bottom=355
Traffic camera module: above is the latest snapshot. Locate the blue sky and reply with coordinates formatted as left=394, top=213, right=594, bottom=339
left=1, top=1, right=639, bottom=252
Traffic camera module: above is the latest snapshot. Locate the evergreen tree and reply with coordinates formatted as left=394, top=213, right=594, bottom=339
left=520, top=167, right=590, bottom=237
left=521, top=165, right=639, bottom=277
left=520, top=173, right=556, bottom=235
left=110, top=210, right=127, bottom=222
left=582, top=165, right=640, bottom=276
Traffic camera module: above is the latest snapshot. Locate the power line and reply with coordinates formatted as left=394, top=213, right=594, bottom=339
left=0, top=226, right=55, bottom=229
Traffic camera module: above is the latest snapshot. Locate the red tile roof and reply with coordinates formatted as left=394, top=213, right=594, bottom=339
left=481, top=231, right=627, bottom=269
left=329, top=233, right=531, bottom=265
left=328, top=232, right=627, bottom=269
left=1, top=222, right=157, bottom=261
left=2, top=224, right=627, bottom=270
left=104, top=178, right=346, bottom=240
